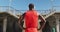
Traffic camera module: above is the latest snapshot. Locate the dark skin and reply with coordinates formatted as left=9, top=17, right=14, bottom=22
left=38, top=15, right=46, bottom=30
left=18, top=14, right=25, bottom=30
left=18, top=4, right=46, bottom=30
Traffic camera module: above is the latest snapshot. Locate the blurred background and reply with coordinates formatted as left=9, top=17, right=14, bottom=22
left=0, top=0, right=60, bottom=32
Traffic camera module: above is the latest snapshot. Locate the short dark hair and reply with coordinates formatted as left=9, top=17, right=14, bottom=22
left=29, top=3, right=34, bottom=9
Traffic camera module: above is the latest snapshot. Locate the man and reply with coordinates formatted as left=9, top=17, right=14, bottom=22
left=18, top=3, right=46, bottom=32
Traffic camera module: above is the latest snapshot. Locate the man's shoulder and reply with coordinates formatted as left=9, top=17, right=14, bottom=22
left=22, top=13, right=26, bottom=16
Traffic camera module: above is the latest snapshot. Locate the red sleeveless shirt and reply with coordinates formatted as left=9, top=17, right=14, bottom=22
left=24, top=10, right=38, bottom=28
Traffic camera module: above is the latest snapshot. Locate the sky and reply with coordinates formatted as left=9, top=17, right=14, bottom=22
left=0, top=0, right=60, bottom=11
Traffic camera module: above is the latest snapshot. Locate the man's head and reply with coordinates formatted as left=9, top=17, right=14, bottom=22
left=28, top=3, right=34, bottom=10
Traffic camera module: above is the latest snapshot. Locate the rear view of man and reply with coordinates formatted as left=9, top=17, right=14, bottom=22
left=18, top=3, right=46, bottom=32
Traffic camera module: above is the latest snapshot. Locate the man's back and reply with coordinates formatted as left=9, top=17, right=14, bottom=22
left=24, top=10, right=38, bottom=28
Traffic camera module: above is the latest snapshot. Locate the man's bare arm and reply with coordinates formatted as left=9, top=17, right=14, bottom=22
left=38, top=15, right=46, bottom=30
left=18, top=15, right=24, bottom=30
left=18, top=13, right=25, bottom=30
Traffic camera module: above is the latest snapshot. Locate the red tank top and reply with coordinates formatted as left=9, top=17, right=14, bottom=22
left=24, top=10, right=38, bottom=28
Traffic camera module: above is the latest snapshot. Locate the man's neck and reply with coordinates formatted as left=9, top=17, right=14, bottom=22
left=29, top=9, right=34, bottom=11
